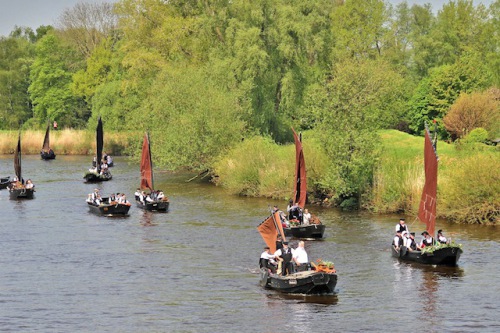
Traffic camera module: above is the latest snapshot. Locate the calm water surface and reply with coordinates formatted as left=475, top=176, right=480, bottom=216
left=0, top=155, right=499, bottom=332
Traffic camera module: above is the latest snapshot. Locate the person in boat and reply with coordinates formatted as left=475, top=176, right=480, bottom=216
left=100, top=161, right=109, bottom=175
left=25, top=179, right=34, bottom=189
left=117, top=193, right=129, bottom=205
left=273, top=205, right=289, bottom=228
left=109, top=193, right=117, bottom=203
left=406, top=232, right=418, bottom=251
left=392, top=230, right=403, bottom=251
left=401, top=230, right=410, bottom=248
left=395, top=218, right=409, bottom=234
left=88, top=188, right=101, bottom=205
left=157, top=191, right=165, bottom=201
left=105, top=154, right=113, bottom=165
left=260, top=246, right=278, bottom=273
left=420, top=231, right=434, bottom=248
left=135, top=188, right=141, bottom=198
left=292, top=241, right=309, bottom=272
left=437, top=230, right=449, bottom=244
left=302, top=209, right=311, bottom=225
left=288, top=202, right=302, bottom=223
left=92, top=156, right=97, bottom=168
left=274, top=241, right=294, bottom=275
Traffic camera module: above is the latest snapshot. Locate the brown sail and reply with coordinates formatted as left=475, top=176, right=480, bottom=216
left=42, top=122, right=51, bottom=151
left=140, top=132, right=154, bottom=191
left=418, top=127, right=438, bottom=236
left=292, top=128, right=307, bottom=208
left=257, top=212, right=286, bottom=253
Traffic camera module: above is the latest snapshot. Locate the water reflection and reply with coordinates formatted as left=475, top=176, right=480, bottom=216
left=265, top=292, right=339, bottom=305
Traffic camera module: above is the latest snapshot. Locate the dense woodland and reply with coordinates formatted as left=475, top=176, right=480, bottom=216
left=1, top=0, right=499, bottom=223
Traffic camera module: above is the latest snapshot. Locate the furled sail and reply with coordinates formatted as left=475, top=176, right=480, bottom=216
left=42, top=123, right=50, bottom=151
left=292, top=128, right=307, bottom=208
left=96, top=117, right=103, bottom=174
left=14, top=133, right=21, bottom=181
left=140, top=132, right=154, bottom=191
left=418, top=127, right=438, bottom=236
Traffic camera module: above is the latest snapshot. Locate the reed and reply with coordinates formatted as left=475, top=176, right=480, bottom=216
left=0, top=130, right=131, bottom=155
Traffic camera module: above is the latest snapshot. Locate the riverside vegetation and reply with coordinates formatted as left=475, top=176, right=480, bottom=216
left=1, top=128, right=498, bottom=224
left=1, top=1, right=499, bottom=224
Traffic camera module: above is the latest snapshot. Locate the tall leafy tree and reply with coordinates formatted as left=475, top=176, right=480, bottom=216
left=28, top=33, right=88, bottom=128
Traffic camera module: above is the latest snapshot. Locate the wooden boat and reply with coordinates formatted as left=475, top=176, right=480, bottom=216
left=8, top=133, right=35, bottom=199
left=392, top=124, right=462, bottom=266
left=0, top=176, right=10, bottom=190
left=84, top=117, right=112, bottom=182
left=87, top=197, right=131, bottom=216
left=134, top=133, right=169, bottom=211
left=257, top=211, right=337, bottom=295
left=40, top=122, right=56, bottom=160
left=283, top=129, right=325, bottom=239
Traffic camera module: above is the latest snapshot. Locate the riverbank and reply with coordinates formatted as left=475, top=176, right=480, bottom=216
left=0, top=129, right=131, bottom=155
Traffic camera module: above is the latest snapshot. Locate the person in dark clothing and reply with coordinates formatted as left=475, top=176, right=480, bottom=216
left=275, top=241, right=294, bottom=275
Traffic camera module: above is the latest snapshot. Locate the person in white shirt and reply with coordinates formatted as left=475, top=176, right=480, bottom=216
left=302, top=209, right=311, bottom=225
left=260, top=247, right=278, bottom=273
left=293, top=241, right=309, bottom=272
left=393, top=230, right=402, bottom=250
left=437, top=230, right=448, bottom=244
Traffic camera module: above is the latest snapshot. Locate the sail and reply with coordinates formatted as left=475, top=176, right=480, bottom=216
left=140, top=132, right=154, bottom=191
left=42, top=122, right=50, bottom=151
left=418, top=127, right=438, bottom=236
left=292, top=128, right=307, bottom=208
left=96, top=117, right=103, bottom=174
left=14, top=133, right=21, bottom=181
left=257, top=211, right=287, bottom=253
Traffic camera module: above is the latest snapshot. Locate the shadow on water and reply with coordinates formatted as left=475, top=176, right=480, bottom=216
left=397, top=260, right=465, bottom=279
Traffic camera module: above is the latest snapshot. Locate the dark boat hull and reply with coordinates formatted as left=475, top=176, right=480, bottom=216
left=0, top=177, right=10, bottom=190
left=260, top=269, right=337, bottom=294
left=84, top=172, right=112, bottom=183
left=135, top=198, right=169, bottom=212
left=9, top=187, right=35, bottom=199
left=284, top=224, right=325, bottom=239
left=392, top=246, right=462, bottom=266
left=40, top=150, right=56, bottom=160
left=87, top=202, right=130, bottom=216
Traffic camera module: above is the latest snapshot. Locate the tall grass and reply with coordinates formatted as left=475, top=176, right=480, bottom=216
left=0, top=130, right=132, bottom=155
left=371, top=130, right=499, bottom=224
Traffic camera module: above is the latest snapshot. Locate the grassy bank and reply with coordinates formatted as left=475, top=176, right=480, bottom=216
left=0, top=130, right=132, bottom=155
left=213, top=130, right=499, bottom=224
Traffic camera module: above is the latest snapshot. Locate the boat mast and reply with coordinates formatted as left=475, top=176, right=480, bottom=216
left=147, top=132, right=154, bottom=191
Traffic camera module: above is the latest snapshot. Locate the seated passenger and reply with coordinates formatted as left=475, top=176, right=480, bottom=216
left=420, top=231, right=434, bottom=248
left=406, top=232, right=418, bottom=251
left=437, top=230, right=448, bottom=244
left=292, top=241, right=309, bottom=272
left=260, top=246, right=278, bottom=273
left=302, top=209, right=311, bottom=225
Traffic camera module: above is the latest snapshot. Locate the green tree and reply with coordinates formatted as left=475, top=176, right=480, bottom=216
left=0, top=33, right=35, bottom=129
left=28, top=33, right=88, bottom=128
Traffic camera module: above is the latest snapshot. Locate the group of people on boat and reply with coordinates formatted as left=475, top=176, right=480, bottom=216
left=260, top=239, right=309, bottom=276
left=134, top=188, right=166, bottom=203
left=272, top=201, right=317, bottom=228
left=392, top=218, right=450, bottom=252
left=89, top=156, right=112, bottom=176
left=7, top=177, right=34, bottom=190
left=86, top=188, right=130, bottom=206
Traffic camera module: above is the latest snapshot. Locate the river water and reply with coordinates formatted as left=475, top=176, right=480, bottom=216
left=0, top=155, right=498, bottom=332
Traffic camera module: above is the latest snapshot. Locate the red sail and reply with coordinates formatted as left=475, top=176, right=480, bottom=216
left=292, top=128, right=307, bottom=208
left=257, top=212, right=286, bottom=253
left=140, top=132, right=154, bottom=191
left=418, top=129, right=438, bottom=236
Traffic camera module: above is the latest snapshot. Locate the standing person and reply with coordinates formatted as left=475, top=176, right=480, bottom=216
left=274, top=241, right=293, bottom=276
left=395, top=218, right=409, bottom=234
left=292, top=241, right=309, bottom=272
left=303, top=209, right=311, bottom=225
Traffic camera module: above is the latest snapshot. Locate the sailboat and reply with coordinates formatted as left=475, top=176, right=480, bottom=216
left=40, top=121, right=56, bottom=160
left=83, top=116, right=112, bottom=183
left=135, top=132, right=169, bottom=211
left=283, top=128, right=325, bottom=239
left=391, top=125, right=462, bottom=266
left=8, top=133, right=35, bottom=199
left=257, top=211, right=337, bottom=294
